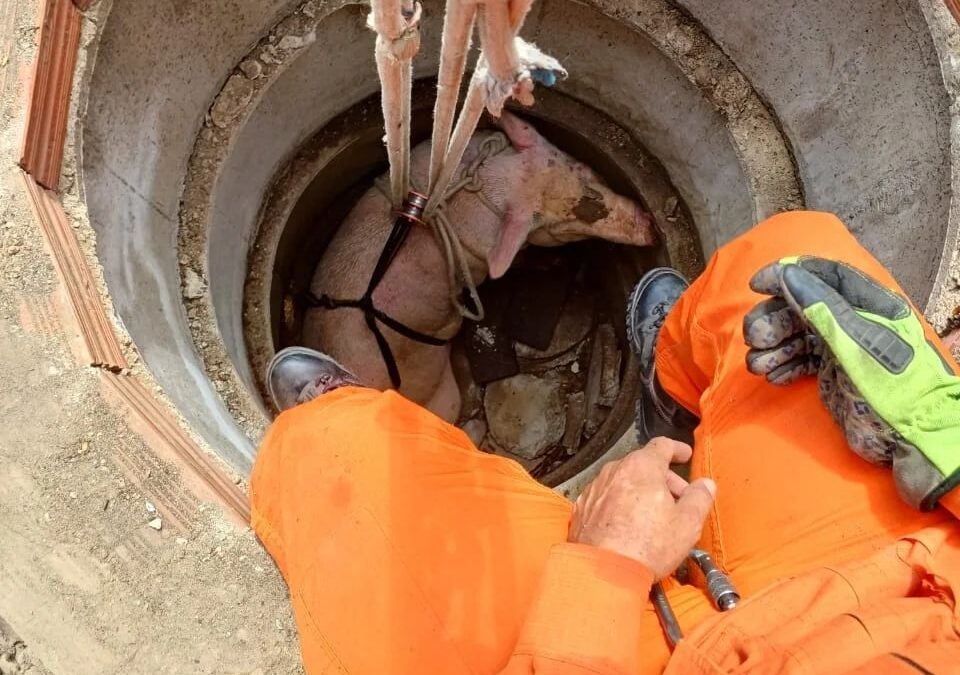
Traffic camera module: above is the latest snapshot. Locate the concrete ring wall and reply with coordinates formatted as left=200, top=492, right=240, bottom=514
left=79, top=0, right=960, bottom=473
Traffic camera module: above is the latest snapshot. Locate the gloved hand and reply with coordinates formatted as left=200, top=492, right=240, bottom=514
left=742, top=255, right=960, bottom=511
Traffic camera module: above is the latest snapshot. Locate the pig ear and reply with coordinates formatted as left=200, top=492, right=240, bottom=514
left=497, top=111, right=539, bottom=151
left=487, top=206, right=533, bottom=279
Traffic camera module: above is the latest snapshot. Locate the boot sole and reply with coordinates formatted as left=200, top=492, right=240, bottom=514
left=266, top=346, right=357, bottom=410
left=625, top=267, right=689, bottom=358
left=625, top=267, right=691, bottom=445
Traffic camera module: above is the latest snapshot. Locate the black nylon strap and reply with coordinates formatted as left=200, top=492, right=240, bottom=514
left=303, top=290, right=445, bottom=389
left=302, top=212, right=447, bottom=389
left=365, top=309, right=403, bottom=389
left=367, top=213, right=413, bottom=292
left=304, top=292, right=445, bottom=346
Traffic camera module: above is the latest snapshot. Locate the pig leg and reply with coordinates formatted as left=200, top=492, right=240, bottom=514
left=484, top=112, right=545, bottom=279
left=484, top=115, right=542, bottom=278
left=487, top=204, right=536, bottom=279
left=423, top=358, right=462, bottom=423
left=496, top=110, right=540, bottom=150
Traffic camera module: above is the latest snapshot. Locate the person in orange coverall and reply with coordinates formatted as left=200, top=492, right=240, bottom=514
left=251, top=211, right=960, bottom=674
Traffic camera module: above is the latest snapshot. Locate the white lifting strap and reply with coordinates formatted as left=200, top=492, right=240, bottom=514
left=368, top=0, right=422, bottom=208
left=368, top=0, right=566, bottom=318
left=426, top=0, right=566, bottom=216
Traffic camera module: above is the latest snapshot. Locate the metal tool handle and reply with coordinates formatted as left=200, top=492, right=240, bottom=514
left=689, top=548, right=740, bottom=611
left=650, top=582, right=683, bottom=648
left=650, top=550, right=741, bottom=651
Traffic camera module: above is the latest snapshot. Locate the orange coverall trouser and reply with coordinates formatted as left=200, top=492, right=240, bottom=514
left=250, top=211, right=960, bottom=674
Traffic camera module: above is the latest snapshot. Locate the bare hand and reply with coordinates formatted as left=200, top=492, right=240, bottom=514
left=568, top=437, right=716, bottom=579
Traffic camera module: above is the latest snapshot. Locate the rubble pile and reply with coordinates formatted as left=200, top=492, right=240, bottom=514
left=454, top=245, right=628, bottom=478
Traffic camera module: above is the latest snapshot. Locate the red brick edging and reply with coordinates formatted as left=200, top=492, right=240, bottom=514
left=19, top=0, right=79, bottom=191
left=17, top=0, right=250, bottom=524
left=20, top=172, right=128, bottom=369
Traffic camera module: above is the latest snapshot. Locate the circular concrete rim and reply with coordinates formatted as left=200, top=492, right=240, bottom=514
left=919, top=0, right=960, bottom=331
left=175, top=0, right=803, bottom=445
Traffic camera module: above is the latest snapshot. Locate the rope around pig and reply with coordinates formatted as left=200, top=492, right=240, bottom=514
left=309, top=132, right=510, bottom=390
left=368, top=0, right=564, bottom=327
left=375, top=130, right=511, bottom=322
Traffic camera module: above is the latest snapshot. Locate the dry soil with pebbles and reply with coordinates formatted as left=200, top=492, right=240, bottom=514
left=0, top=2, right=301, bottom=673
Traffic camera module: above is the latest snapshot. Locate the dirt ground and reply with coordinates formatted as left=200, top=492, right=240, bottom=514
left=0, top=2, right=303, bottom=673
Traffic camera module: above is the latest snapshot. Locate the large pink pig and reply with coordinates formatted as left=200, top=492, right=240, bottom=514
left=302, top=112, right=656, bottom=421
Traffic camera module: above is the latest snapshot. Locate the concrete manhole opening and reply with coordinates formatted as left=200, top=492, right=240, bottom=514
left=81, top=0, right=960, bottom=481
left=245, top=84, right=703, bottom=487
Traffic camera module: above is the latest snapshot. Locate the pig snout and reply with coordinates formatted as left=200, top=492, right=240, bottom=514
left=578, top=185, right=657, bottom=247
left=635, top=206, right=656, bottom=245
left=527, top=177, right=657, bottom=249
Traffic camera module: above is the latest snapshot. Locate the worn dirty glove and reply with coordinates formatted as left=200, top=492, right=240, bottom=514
left=743, top=255, right=960, bottom=511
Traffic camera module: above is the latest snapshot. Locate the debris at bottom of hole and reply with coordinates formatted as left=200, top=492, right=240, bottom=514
left=583, top=332, right=606, bottom=436
left=462, top=418, right=487, bottom=447
left=562, top=391, right=587, bottom=455
left=506, top=264, right=573, bottom=350
left=485, top=374, right=566, bottom=460
left=465, top=322, right=518, bottom=384
left=597, top=324, right=622, bottom=407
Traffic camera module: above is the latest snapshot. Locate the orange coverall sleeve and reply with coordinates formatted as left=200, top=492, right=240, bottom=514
left=496, top=542, right=654, bottom=675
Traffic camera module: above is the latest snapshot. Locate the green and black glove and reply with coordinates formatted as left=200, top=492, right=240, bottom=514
left=743, top=255, right=960, bottom=511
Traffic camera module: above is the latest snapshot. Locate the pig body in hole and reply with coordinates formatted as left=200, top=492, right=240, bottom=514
left=302, top=112, right=656, bottom=422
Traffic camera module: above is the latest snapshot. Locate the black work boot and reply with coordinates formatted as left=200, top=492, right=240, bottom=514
left=267, top=346, right=362, bottom=412
left=626, top=268, right=699, bottom=446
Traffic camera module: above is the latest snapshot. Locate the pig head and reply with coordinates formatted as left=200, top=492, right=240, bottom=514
left=480, top=113, right=656, bottom=278
left=302, top=111, right=656, bottom=422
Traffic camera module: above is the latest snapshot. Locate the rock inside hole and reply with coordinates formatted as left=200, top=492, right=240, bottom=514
left=454, top=243, right=635, bottom=479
